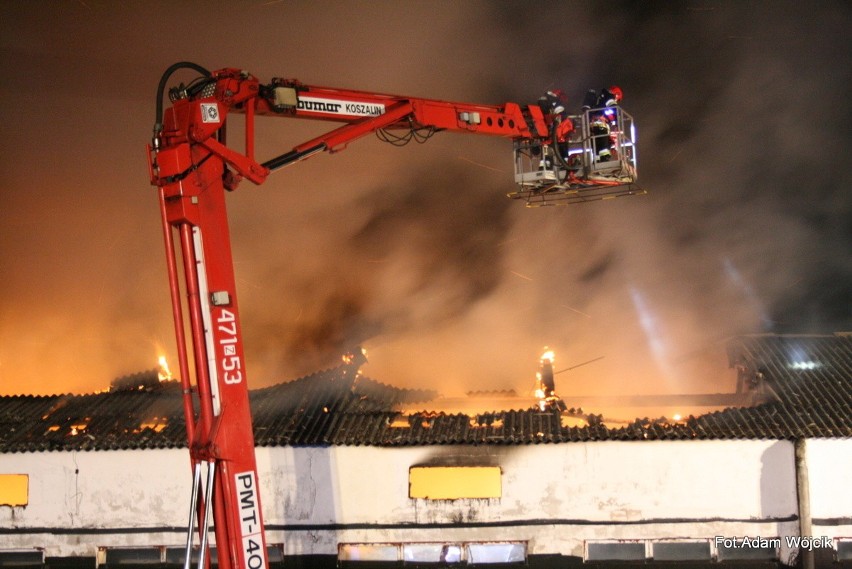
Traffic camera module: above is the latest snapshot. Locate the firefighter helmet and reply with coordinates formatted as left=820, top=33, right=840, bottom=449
left=608, top=85, right=624, bottom=103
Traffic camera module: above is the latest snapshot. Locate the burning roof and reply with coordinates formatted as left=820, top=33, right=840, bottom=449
left=0, top=334, right=849, bottom=453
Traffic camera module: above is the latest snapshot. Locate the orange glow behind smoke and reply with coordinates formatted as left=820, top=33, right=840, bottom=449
left=0, top=2, right=847, bottom=409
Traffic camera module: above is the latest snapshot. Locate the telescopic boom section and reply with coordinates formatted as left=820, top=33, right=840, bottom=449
left=153, top=67, right=640, bottom=200
left=171, top=67, right=554, bottom=180
left=147, top=65, right=641, bottom=569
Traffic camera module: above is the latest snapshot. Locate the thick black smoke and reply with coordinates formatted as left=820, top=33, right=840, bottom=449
left=242, top=164, right=514, bottom=377
left=351, top=167, right=514, bottom=326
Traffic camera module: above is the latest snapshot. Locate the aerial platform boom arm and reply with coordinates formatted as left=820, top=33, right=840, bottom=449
left=153, top=67, right=640, bottom=202
left=147, top=63, right=642, bottom=569
left=153, top=67, right=557, bottom=186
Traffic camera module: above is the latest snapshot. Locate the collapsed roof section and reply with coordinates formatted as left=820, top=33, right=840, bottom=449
left=0, top=334, right=849, bottom=453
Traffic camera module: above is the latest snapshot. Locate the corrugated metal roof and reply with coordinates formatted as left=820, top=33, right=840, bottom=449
left=1, top=334, right=850, bottom=453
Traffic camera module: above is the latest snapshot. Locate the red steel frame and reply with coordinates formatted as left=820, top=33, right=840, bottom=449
left=147, top=67, right=578, bottom=569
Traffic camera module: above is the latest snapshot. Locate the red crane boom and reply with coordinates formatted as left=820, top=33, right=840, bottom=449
left=146, top=63, right=642, bottom=569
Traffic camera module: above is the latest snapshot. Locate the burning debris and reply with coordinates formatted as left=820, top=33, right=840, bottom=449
left=534, top=349, right=566, bottom=412
left=341, top=346, right=368, bottom=379
left=342, top=346, right=368, bottom=367
left=110, top=369, right=161, bottom=392
left=135, top=417, right=168, bottom=433
left=69, top=419, right=89, bottom=436
left=110, top=356, right=177, bottom=392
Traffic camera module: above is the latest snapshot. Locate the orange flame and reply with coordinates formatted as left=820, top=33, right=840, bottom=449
left=157, top=355, right=173, bottom=382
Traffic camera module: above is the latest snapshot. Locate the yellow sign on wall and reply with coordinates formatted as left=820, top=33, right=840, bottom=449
left=0, top=474, right=28, bottom=506
left=409, top=466, right=501, bottom=500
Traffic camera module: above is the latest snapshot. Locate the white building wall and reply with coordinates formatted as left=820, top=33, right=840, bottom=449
left=1, top=449, right=190, bottom=555
left=803, top=438, right=852, bottom=543
left=1, top=438, right=847, bottom=562
left=257, top=440, right=801, bottom=560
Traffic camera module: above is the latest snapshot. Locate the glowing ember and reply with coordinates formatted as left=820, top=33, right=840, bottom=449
left=70, top=419, right=90, bottom=436
left=342, top=346, right=368, bottom=366
left=137, top=418, right=168, bottom=433
left=157, top=355, right=173, bottom=382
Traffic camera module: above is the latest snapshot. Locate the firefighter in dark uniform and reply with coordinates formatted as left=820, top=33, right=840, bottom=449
left=582, top=86, right=623, bottom=110
left=582, top=86, right=623, bottom=162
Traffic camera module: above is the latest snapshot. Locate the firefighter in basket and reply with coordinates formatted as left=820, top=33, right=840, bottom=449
left=583, top=86, right=623, bottom=163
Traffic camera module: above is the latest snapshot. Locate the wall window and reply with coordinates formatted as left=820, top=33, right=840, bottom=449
left=651, top=540, right=712, bottom=561
left=339, top=542, right=526, bottom=565
left=466, top=543, right=526, bottom=564
left=403, top=544, right=461, bottom=563
left=715, top=537, right=779, bottom=561
left=0, top=549, right=43, bottom=568
left=586, top=539, right=783, bottom=563
left=96, top=544, right=283, bottom=567
left=586, top=541, right=646, bottom=561
left=338, top=544, right=398, bottom=562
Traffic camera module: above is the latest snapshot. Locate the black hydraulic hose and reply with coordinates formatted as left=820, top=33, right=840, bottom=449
left=549, top=118, right=571, bottom=182
left=154, top=61, right=212, bottom=131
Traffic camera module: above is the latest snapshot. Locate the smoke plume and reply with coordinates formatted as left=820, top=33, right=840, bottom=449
left=0, top=1, right=849, bottom=397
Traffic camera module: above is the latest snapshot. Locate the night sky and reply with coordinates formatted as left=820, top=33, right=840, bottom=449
left=1, top=1, right=850, bottom=397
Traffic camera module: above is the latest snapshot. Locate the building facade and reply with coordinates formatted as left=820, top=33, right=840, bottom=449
left=1, top=334, right=851, bottom=567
